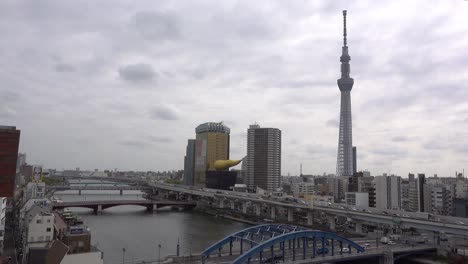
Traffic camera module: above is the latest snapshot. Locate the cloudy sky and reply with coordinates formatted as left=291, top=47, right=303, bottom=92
left=1, top=0, right=468, bottom=177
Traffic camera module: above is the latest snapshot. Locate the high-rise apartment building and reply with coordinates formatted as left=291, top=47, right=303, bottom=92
left=375, top=175, right=401, bottom=210
left=0, top=126, right=21, bottom=197
left=336, top=10, right=355, bottom=177
left=193, top=122, right=230, bottom=186
left=424, top=184, right=453, bottom=216
left=246, top=124, right=281, bottom=192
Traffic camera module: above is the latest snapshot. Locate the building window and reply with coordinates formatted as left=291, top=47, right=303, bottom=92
left=36, top=219, right=42, bottom=224
left=46, top=227, right=51, bottom=232
left=47, top=219, right=51, bottom=223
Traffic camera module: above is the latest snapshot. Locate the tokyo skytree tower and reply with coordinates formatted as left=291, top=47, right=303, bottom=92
left=336, top=10, right=354, bottom=177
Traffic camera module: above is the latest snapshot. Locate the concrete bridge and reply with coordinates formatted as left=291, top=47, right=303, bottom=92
left=52, top=200, right=197, bottom=214
left=48, top=185, right=153, bottom=195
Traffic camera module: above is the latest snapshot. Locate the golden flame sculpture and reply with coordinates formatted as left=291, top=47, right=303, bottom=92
left=214, top=160, right=242, bottom=170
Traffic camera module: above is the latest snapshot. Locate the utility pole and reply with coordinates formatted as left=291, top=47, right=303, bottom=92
left=158, top=244, right=161, bottom=263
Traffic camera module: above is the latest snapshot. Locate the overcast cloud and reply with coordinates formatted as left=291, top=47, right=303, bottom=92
left=1, top=0, right=468, bottom=177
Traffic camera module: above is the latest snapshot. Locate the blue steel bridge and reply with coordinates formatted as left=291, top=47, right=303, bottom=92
left=201, top=224, right=365, bottom=264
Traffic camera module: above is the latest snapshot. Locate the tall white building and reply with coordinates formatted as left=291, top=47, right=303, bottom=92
left=20, top=199, right=54, bottom=261
left=345, top=192, right=369, bottom=208
left=424, top=184, right=454, bottom=216
left=455, top=180, right=468, bottom=199
left=23, top=182, right=46, bottom=201
left=375, top=175, right=401, bottom=210
left=292, top=182, right=320, bottom=197
left=246, top=124, right=281, bottom=192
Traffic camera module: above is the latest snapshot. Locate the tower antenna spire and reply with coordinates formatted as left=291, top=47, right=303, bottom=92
left=343, top=10, right=347, bottom=46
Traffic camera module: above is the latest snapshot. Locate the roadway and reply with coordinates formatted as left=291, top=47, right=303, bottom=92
left=149, top=182, right=468, bottom=236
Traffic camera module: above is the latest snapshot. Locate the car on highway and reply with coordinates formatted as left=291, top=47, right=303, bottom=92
left=340, top=248, right=349, bottom=253
left=364, top=243, right=371, bottom=248
left=388, top=241, right=396, bottom=245
left=316, top=248, right=329, bottom=255
left=457, top=221, right=465, bottom=225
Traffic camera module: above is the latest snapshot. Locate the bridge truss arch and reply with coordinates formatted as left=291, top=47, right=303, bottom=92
left=201, top=224, right=365, bottom=264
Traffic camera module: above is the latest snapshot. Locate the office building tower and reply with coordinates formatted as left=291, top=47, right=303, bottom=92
left=375, top=175, right=401, bottom=210
left=401, top=179, right=411, bottom=211
left=183, top=139, right=196, bottom=186
left=193, top=122, right=230, bottom=186
left=418, top=174, right=426, bottom=212
left=336, top=10, right=355, bottom=177
left=408, top=173, right=415, bottom=182
left=246, top=124, right=281, bottom=192
left=17, top=153, right=26, bottom=171
left=0, top=126, right=21, bottom=197
left=195, top=122, right=230, bottom=170
left=408, top=180, right=420, bottom=212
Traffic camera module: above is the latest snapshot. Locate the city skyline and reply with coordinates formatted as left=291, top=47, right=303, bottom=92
left=1, top=1, right=468, bottom=176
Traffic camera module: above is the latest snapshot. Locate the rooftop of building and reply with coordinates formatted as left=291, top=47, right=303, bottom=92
left=54, top=211, right=89, bottom=236
left=195, top=122, right=230, bottom=134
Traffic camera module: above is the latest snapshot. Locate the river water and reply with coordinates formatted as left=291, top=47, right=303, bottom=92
left=55, top=182, right=249, bottom=264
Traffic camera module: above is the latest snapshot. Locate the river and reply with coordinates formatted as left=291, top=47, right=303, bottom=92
left=54, top=181, right=249, bottom=264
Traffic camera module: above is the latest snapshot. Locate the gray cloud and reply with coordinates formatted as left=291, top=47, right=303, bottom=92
left=148, top=136, right=173, bottom=143
left=131, top=11, right=180, bottom=41
left=2, top=1, right=468, bottom=176
left=391, top=136, right=417, bottom=142
left=120, top=140, right=148, bottom=148
left=148, top=105, right=180, bottom=121
left=305, top=144, right=335, bottom=157
left=422, top=140, right=449, bottom=150
left=371, top=147, right=408, bottom=157
left=54, top=62, right=75, bottom=72
left=118, top=63, right=157, bottom=83
left=326, top=119, right=339, bottom=128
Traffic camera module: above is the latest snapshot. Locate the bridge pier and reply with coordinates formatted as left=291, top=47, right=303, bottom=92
left=355, top=220, right=363, bottom=234
left=230, top=200, right=235, bottom=210
left=242, top=202, right=248, bottom=214
left=327, top=215, right=336, bottom=231
left=307, top=211, right=313, bottom=225
left=379, top=251, right=394, bottom=264
left=270, top=207, right=276, bottom=220
left=94, top=204, right=102, bottom=215
left=219, top=199, right=224, bottom=209
left=119, top=189, right=123, bottom=195
left=78, top=189, right=82, bottom=195
left=255, top=204, right=261, bottom=217
left=287, top=208, right=294, bottom=222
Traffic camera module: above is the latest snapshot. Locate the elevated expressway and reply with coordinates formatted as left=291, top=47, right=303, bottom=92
left=150, top=182, right=468, bottom=236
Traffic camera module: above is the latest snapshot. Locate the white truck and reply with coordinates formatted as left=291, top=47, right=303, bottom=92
left=380, top=237, right=390, bottom=244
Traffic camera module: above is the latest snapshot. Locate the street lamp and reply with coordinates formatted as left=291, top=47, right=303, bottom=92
left=158, top=244, right=162, bottom=263
left=122, top=247, right=126, bottom=264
